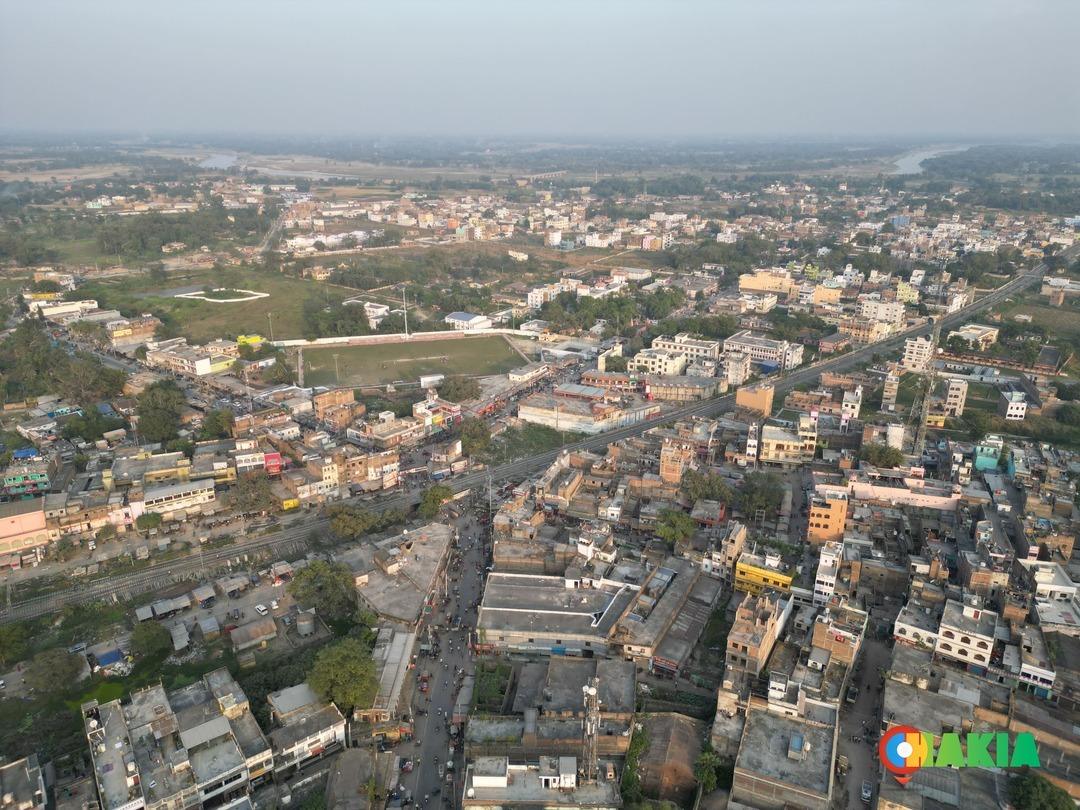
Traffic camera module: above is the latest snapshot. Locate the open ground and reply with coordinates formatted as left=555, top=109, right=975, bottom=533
left=300, top=335, right=522, bottom=387
left=78, top=266, right=346, bottom=343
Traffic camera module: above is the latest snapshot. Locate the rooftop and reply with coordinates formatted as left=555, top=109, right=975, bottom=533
left=463, top=757, right=620, bottom=808
left=479, top=573, right=637, bottom=639
left=940, top=599, right=998, bottom=639
left=734, top=707, right=833, bottom=797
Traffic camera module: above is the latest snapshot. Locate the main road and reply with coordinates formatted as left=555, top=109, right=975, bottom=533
left=2, top=252, right=1067, bottom=624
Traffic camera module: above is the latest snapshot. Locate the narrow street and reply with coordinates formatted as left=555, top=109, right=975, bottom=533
left=836, top=637, right=891, bottom=809
left=394, top=509, right=489, bottom=808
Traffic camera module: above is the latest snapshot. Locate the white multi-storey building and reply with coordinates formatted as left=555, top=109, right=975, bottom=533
left=628, top=348, right=688, bottom=376
left=651, top=333, right=721, bottom=361
left=722, top=330, right=804, bottom=371
left=901, top=334, right=935, bottom=371
left=935, top=599, right=997, bottom=668
left=723, top=352, right=752, bottom=386
left=813, top=541, right=842, bottom=606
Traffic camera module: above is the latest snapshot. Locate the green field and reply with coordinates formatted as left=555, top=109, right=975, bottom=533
left=302, top=335, right=521, bottom=386
left=79, top=267, right=346, bottom=343
left=1004, top=301, right=1080, bottom=339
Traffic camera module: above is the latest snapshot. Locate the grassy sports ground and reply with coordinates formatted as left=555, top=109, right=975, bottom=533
left=301, top=335, right=521, bottom=387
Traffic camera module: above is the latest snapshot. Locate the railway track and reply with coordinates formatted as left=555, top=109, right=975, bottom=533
left=0, top=257, right=1057, bottom=623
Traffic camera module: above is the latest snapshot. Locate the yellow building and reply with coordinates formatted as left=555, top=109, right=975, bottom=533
left=738, top=269, right=796, bottom=299
left=812, top=286, right=842, bottom=306
left=735, top=383, right=775, bottom=416
left=735, top=552, right=793, bottom=595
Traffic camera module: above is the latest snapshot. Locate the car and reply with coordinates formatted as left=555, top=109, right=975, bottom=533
left=0, top=680, right=5, bottom=689
left=270, top=599, right=279, bottom=611
left=845, top=686, right=859, bottom=705
left=254, top=604, right=269, bottom=616
left=860, top=780, right=873, bottom=803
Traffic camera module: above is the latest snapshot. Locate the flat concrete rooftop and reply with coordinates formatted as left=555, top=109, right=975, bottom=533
left=735, top=708, right=833, bottom=797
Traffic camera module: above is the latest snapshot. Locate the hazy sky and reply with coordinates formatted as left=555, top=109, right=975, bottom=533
left=2, top=0, right=1078, bottom=138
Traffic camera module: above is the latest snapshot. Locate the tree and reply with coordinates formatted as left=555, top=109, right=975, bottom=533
left=656, top=508, right=696, bottom=548
left=694, top=749, right=723, bottom=793
left=26, top=648, right=83, bottom=692
left=327, top=504, right=405, bottom=542
left=0, top=623, right=29, bottom=668
left=860, top=442, right=905, bottom=468
left=460, top=418, right=491, bottom=456
left=1008, top=772, right=1073, bottom=810
left=199, top=408, right=234, bottom=439
left=604, top=355, right=629, bottom=372
left=1055, top=402, right=1080, bottom=426
left=439, top=375, right=481, bottom=402
left=136, top=512, right=163, bottom=532
left=308, top=638, right=377, bottom=712
left=418, top=484, right=453, bottom=519
left=962, top=410, right=992, bottom=441
left=131, top=621, right=172, bottom=660
left=738, top=472, right=785, bottom=519
left=288, top=560, right=357, bottom=619
left=232, top=473, right=276, bottom=514
left=680, top=469, right=735, bottom=504
left=136, top=380, right=186, bottom=442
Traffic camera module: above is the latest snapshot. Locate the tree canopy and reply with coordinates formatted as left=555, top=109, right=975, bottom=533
left=288, top=560, right=357, bottom=619
left=308, top=638, right=377, bottom=713
left=460, top=418, right=491, bottom=456
left=656, top=508, right=697, bottom=548
left=25, top=649, right=83, bottom=692
left=0, top=320, right=126, bottom=404
left=418, top=484, right=453, bottom=519
left=136, top=380, right=186, bottom=443
left=738, top=472, right=785, bottom=519
left=680, top=469, right=735, bottom=504
left=1008, top=772, right=1073, bottom=810
left=327, top=505, right=405, bottom=542
left=440, top=376, right=481, bottom=402
left=860, top=442, right=905, bottom=468
left=131, top=621, right=172, bottom=660
left=231, top=473, right=277, bottom=514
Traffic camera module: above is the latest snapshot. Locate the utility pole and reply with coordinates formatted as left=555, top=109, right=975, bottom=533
left=402, top=288, right=409, bottom=338
left=333, top=353, right=341, bottom=383
left=267, top=312, right=274, bottom=343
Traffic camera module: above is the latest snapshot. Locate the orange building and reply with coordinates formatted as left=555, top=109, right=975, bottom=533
left=807, top=489, right=848, bottom=545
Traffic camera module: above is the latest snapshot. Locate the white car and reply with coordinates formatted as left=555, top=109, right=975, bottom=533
left=254, top=604, right=269, bottom=616
left=270, top=599, right=279, bottom=611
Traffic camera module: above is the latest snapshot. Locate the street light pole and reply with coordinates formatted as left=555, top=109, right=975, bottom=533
left=267, top=312, right=274, bottom=343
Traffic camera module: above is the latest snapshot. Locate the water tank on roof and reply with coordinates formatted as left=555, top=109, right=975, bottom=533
left=296, top=613, right=316, bottom=637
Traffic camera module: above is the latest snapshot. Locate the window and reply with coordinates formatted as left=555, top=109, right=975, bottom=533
left=976, top=640, right=988, bottom=650
left=961, top=636, right=971, bottom=645
left=974, top=654, right=986, bottom=662
left=942, top=630, right=955, bottom=639
left=940, top=643, right=953, bottom=652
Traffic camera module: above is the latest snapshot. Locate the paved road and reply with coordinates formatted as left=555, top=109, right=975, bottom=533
left=395, top=512, right=487, bottom=809
left=0, top=256, right=1059, bottom=624
left=836, top=637, right=892, bottom=809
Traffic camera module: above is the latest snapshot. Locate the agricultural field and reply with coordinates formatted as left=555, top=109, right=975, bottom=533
left=301, top=335, right=521, bottom=387
left=77, top=266, right=346, bottom=343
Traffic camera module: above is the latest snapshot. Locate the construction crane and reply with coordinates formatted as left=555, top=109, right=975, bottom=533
left=911, top=318, right=942, bottom=458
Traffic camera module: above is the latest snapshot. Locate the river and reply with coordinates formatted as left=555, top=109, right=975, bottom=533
left=891, top=145, right=971, bottom=175
left=199, top=154, right=238, bottom=169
